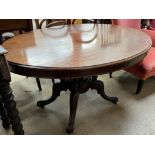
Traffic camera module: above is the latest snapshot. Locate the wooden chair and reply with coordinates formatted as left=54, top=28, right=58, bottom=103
left=35, top=19, right=69, bottom=29
left=81, top=19, right=112, bottom=24
left=0, top=19, right=42, bottom=91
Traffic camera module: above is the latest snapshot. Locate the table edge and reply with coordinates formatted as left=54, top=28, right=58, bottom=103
left=7, top=45, right=151, bottom=78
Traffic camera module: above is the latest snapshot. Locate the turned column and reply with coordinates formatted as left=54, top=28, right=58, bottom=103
left=0, top=47, right=24, bottom=134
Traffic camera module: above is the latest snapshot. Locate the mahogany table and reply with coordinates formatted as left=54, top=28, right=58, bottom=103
left=2, top=24, right=151, bottom=133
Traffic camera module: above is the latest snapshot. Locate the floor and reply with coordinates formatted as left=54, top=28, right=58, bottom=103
left=1, top=70, right=155, bottom=135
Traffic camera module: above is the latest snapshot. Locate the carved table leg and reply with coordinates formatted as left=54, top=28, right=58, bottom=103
left=0, top=96, right=10, bottom=129
left=37, top=81, right=68, bottom=108
left=37, top=77, right=118, bottom=133
left=66, top=92, right=79, bottom=134
left=0, top=82, right=24, bottom=135
left=89, top=80, right=118, bottom=104
left=66, top=80, right=79, bottom=134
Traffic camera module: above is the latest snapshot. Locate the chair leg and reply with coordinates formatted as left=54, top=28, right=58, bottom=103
left=52, top=78, right=55, bottom=84
left=109, top=72, right=112, bottom=78
left=0, top=34, right=2, bottom=44
left=36, top=78, right=42, bottom=91
left=136, top=80, right=144, bottom=94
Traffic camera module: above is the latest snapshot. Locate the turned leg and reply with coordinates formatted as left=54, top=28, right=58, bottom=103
left=0, top=96, right=10, bottom=129
left=36, top=78, right=42, bottom=91
left=52, top=78, right=55, bottom=84
left=89, top=80, right=118, bottom=104
left=0, top=82, right=24, bottom=135
left=0, top=34, right=2, bottom=44
left=136, top=80, right=144, bottom=94
left=109, top=72, right=112, bottom=78
left=36, top=77, right=118, bottom=134
left=37, top=82, right=68, bottom=108
left=66, top=91, right=79, bottom=134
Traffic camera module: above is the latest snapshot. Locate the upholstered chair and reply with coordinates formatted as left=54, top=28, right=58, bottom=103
left=112, top=19, right=155, bottom=94
left=148, top=19, right=155, bottom=30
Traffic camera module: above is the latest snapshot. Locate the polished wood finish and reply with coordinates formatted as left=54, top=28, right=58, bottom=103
left=34, top=19, right=70, bottom=88
left=2, top=24, right=152, bottom=133
left=0, top=19, right=41, bottom=91
left=0, top=46, right=24, bottom=134
left=3, top=24, right=151, bottom=78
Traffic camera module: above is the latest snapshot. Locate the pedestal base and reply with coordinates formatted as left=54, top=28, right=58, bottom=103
left=37, top=77, right=118, bottom=133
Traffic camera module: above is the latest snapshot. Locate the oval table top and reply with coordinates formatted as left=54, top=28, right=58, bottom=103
left=2, top=24, right=152, bottom=78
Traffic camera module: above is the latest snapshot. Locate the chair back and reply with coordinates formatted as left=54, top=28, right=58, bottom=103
left=112, top=19, right=141, bottom=29
left=35, top=19, right=70, bottom=29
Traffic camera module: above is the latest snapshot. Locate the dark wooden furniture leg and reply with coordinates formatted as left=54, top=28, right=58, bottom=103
left=0, top=34, right=2, bottom=44
left=89, top=78, right=118, bottom=104
left=37, top=77, right=118, bottom=133
left=36, top=78, right=42, bottom=91
left=37, top=80, right=68, bottom=108
left=0, top=82, right=24, bottom=135
left=109, top=72, right=112, bottom=78
left=0, top=96, right=10, bottom=129
left=66, top=91, right=79, bottom=133
left=136, top=79, right=144, bottom=94
left=52, top=78, right=55, bottom=84
left=109, top=73, right=144, bottom=94
left=0, top=52, right=24, bottom=134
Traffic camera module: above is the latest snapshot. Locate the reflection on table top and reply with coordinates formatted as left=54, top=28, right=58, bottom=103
left=0, top=46, right=7, bottom=55
left=3, top=24, right=151, bottom=69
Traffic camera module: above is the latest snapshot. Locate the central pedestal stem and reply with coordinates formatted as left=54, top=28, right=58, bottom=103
left=37, top=77, right=118, bottom=133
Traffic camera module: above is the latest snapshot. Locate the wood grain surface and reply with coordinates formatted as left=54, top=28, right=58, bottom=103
left=2, top=24, right=152, bottom=78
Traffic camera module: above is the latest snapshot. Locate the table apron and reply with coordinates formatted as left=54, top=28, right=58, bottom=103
left=7, top=53, right=146, bottom=79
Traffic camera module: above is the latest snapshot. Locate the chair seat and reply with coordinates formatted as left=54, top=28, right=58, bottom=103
left=125, top=47, right=155, bottom=80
